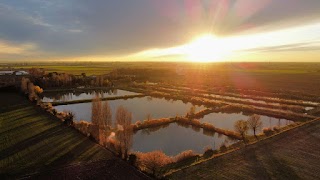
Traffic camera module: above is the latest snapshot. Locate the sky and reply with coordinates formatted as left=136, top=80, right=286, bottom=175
left=0, top=0, right=320, bottom=62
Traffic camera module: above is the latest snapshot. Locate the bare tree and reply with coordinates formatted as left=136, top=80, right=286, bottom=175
left=21, top=77, right=30, bottom=94
left=92, top=95, right=102, bottom=125
left=92, top=96, right=114, bottom=145
left=102, top=101, right=112, bottom=129
left=29, top=68, right=45, bottom=78
left=95, top=76, right=104, bottom=87
left=116, top=106, right=133, bottom=160
left=247, top=114, right=262, bottom=137
left=234, top=120, right=249, bottom=143
left=27, top=83, right=36, bottom=101
left=189, top=105, right=196, bottom=117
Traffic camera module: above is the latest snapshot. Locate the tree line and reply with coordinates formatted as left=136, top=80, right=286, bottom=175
left=28, top=68, right=113, bottom=88
left=21, top=77, right=43, bottom=101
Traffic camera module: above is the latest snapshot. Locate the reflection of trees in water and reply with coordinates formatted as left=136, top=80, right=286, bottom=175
left=139, top=124, right=170, bottom=135
left=112, top=89, right=118, bottom=95
left=217, top=133, right=224, bottom=138
left=269, top=117, right=272, bottom=127
left=147, top=96, right=153, bottom=102
left=138, top=122, right=232, bottom=139
left=203, top=129, right=215, bottom=137
left=191, top=125, right=201, bottom=132
left=176, top=122, right=190, bottom=128
left=226, top=136, right=236, bottom=142
left=44, top=89, right=116, bottom=101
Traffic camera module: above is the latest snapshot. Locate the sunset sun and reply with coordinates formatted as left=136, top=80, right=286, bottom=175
left=186, top=34, right=230, bottom=62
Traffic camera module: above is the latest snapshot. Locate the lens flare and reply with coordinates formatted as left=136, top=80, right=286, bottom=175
left=186, top=34, right=230, bottom=62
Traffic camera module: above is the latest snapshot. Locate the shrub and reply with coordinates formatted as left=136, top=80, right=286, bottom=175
left=173, top=150, right=197, bottom=163
left=74, top=120, right=91, bottom=135
left=220, top=144, right=227, bottom=152
left=52, top=109, right=57, bottom=116
left=134, top=118, right=173, bottom=131
left=128, top=154, right=137, bottom=166
left=34, top=86, right=43, bottom=94
left=135, top=120, right=142, bottom=126
left=136, top=150, right=172, bottom=176
left=273, top=126, right=280, bottom=132
left=64, top=111, right=75, bottom=126
left=203, top=148, right=214, bottom=159
left=263, top=127, right=274, bottom=136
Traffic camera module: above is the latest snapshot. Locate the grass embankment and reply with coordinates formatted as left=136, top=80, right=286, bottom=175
left=50, top=94, right=145, bottom=106
left=137, top=84, right=311, bottom=113
left=162, top=83, right=320, bottom=103
left=43, top=87, right=115, bottom=93
left=0, top=92, right=149, bottom=179
left=166, top=118, right=320, bottom=179
left=124, top=86, right=316, bottom=121
left=132, top=116, right=242, bottom=140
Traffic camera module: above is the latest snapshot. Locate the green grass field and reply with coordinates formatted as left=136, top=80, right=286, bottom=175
left=4, top=62, right=320, bottom=75
left=3, top=62, right=320, bottom=95
left=12, top=65, right=113, bottom=75
left=0, top=92, right=149, bottom=179
left=0, top=93, right=112, bottom=177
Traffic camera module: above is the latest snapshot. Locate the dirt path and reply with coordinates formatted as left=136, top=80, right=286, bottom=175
left=168, top=119, right=320, bottom=179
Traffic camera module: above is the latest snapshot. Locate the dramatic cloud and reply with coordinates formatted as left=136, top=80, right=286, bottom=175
left=0, top=0, right=319, bottom=61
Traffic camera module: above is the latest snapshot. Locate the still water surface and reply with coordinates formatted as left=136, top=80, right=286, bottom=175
left=54, top=96, right=205, bottom=123
left=200, top=112, right=293, bottom=135
left=132, top=123, right=236, bottom=156
left=42, top=89, right=139, bottom=102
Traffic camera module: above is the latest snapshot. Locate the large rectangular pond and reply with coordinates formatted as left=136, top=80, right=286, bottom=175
left=42, top=89, right=140, bottom=102
left=200, top=112, right=293, bottom=135
left=132, top=123, right=237, bottom=156
left=54, top=96, right=205, bottom=123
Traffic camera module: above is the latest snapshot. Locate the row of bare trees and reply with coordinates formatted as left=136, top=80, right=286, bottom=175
left=91, top=96, right=133, bottom=160
left=21, top=77, right=43, bottom=101
left=115, top=106, right=133, bottom=160
left=92, top=96, right=112, bottom=128
left=27, top=68, right=113, bottom=88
